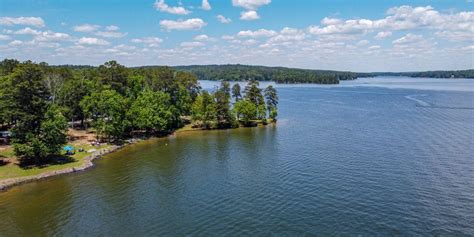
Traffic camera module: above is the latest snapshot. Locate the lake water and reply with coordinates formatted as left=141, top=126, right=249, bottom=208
left=1, top=77, right=473, bottom=236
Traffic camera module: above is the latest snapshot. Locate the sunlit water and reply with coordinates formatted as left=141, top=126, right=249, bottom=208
left=1, top=77, right=473, bottom=236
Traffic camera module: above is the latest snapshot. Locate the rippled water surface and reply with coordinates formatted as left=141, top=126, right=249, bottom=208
left=1, top=77, right=473, bottom=236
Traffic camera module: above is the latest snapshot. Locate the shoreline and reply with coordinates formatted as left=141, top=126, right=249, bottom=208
left=0, top=122, right=273, bottom=192
left=0, top=145, right=123, bottom=192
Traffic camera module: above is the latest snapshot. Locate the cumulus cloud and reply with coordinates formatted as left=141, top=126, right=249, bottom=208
left=131, top=37, right=163, bottom=44
left=308, top=5, right=474, bottom=40
left=180, top=41, right=205, bottom=47
left=194, top=34, right=214, bottom=41
left=77, top=37, right=110, bottom=46
left=368, top=45, right=381, bottom=50
left=34, top=31, right=70, bottom=42
left=73, top=24, right=100, bottom=32
left=14, top=27, right=41, bottom=35
left=106, top=25, right=119, bottom=31
left=160, top=18, right=207, bottom=31
left=237, top=29, right=277, bottom=38
left=154, top=0, right=191, bottom=15
left=201, top=0, right=211, bottom=10
left=232, top=0, right=271, bottom=10
left=95, top=31, right=127, bottom=38
left=240, top=10, right=260, bottom=20
left=217, top=15, right=232, bottom=24
left=0, top=16, right=45, bottom=27
left=374, top=31, right=392, bottom=39
left=0, top=34, right=11, bottom=41
left=392, top=33, right=424, bottom=44
left=9, top=40, right=23, bottom=46
left=232, top=0, right=271, bottom=20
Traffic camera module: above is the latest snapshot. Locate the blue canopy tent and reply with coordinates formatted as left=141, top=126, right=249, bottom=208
left=63, top=145, right=75, bottom=155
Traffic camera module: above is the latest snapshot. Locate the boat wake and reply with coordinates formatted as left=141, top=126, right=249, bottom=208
left=405, top=94, right=474, bottom=110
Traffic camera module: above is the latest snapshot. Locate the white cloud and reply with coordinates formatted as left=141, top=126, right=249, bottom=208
left=9, top=40, right=23, bottom=46
left=201, top=0, right=211, bottom=10
left=308, top=18, right=375, bottom=35
left=0, top=17, right=45, bottom=27
left=368, top=45, right=381, bottom=50
left=232, top=0, right=271, bottom=10
left=34, top=31, right=70, bottom=42
left=106, top=25, right=119, bottom=31
left=73, top=24, right=100, bottom=32
left=232, top=0, right=271, bottom=20
left=238, top=29, right=277, bottom=38
left=0, top=34, right=11, bottom=41
left=217, top=15, right=232, bottom=24
left=14, top=27, right=41, bottom=35
left=77, top=37, right=110, bottom=46
left=242, top=39, right=258, bottom=45
left=357, top=40, right=369, bottom=46
left=240, top=10, right=260, bottom=20
left=154, top=0, right=191, bottom=15
left=180, top=41, right=205, bottom=47
left=160, top=18, right=207, bottom=31
left=95, top=31, right=127, bottom=38
left=435, top=30, right=473, bottom=41
left=392, top=33, right=424, bottom=44
left=131, top=37, right=163, bottom=47
left=462, top=45, right=474, bottom=50
left=374, top=31, right=392, bottom=39
left=321, top=17, right=343, bottom=26
left=194, top=34, right=214, bottom=41
left=222, top=35, right=235, bottom=40
left=267, top=27, right=306, bottom=43
left=308, top=5, right=474, bottom=40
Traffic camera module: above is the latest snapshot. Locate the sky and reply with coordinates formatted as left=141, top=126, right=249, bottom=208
left=0, top=0, right=473, bottom=72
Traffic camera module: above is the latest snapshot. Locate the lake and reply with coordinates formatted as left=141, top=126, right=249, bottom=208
left=1, top=77, right=473, bottom=236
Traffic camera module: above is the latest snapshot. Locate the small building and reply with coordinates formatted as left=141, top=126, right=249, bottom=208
left=0, top=131, right=11, bottom=145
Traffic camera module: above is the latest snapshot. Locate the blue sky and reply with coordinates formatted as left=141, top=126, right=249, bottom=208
left=0, top=0, right=473, bottom=72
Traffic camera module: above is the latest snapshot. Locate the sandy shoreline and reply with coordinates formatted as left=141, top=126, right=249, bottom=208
left=0, top=145, right=123, bottom=192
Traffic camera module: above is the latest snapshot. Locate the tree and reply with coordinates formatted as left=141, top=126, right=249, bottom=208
left=233, top=100, right=256, bottom=126
left=58, top=76, right=93, bottom=128
left=38, top=105, right=68, bottom=155
left=98, top=61, right=129, bottom=95
left=214, top=81, right=236, bottom=128
left=264, top=85, right=278, bottom=121
left=6, top=62, right=50, bottom=138
left=0, top=58, right=20, bottom=76
left=128, top=89, right=173, bottom=133
left=232, top=83, right=242, bottom=101
left=244, top=80, right=266, bottom=120
left=191, top=91, right=217, bottom=129
left=44, top=72, right=64, bottom=104
left=80, top=89, right=129, bottom=141
left=13, top=105, right=68, bottom=164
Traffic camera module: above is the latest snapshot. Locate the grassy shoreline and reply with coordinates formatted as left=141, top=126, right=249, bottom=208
left=0, top=121, right=273, bottom=192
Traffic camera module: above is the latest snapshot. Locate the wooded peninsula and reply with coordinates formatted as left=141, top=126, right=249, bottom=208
left=0, top=59, right=278, bottom=167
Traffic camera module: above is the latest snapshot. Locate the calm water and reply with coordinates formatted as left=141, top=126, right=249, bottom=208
left=1, top=77, right=474, bottom=236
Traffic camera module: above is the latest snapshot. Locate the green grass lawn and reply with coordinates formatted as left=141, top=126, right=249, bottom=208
left=0, top=144, right=111, bottom=180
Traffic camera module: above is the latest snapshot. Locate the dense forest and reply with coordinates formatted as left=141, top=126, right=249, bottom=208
left=359, top=70, right=474, bottom=79
left=0, top=59, right=278, bottom=165
left=173, top=65, right=357, bottom=84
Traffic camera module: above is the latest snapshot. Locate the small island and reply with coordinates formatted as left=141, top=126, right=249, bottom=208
left=0, top=59, right=279, bottom=189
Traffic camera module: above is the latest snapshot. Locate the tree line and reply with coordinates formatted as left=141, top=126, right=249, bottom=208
left=360, top=70, right=474, bottom=79
left=0, top=59, right=278, bottom=165
left=173, top=65, right=357, bottom=84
